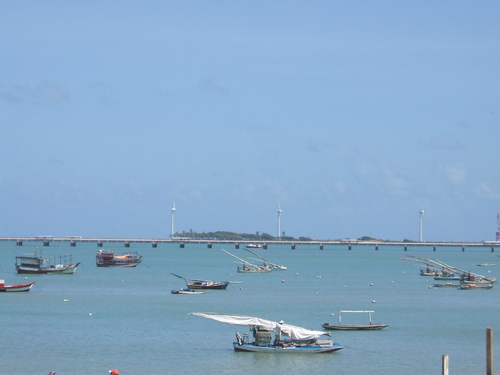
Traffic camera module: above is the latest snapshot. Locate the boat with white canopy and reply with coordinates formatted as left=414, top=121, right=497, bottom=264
left=190, top=312, right=343, bottom=353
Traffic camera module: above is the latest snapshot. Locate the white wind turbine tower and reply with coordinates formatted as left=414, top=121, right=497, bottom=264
left=171, top=202, right=176, bottom=239
left=277, top=202, right=283, bottom=239
left=419, top=208, right=424, bottom=242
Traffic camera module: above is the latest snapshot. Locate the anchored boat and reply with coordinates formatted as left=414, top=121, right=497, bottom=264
left=190, top=312, right=343, bottom=353
left=0, top=279, right=36, bottom=292
left=96, top=249, right=142, bottom=267
left=171, top=273, right=231, bottom=289
left=171, top=288, right=206, bottom=295
left=222, top=249, right=273, bottom=273
left=244, top=247, right=287, bottom=270
left=15, top=253, right=80, bottom=274
left=322, top=310, right=388, bottom=331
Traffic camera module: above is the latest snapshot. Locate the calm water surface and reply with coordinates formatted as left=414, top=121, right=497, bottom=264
left=1, top=241, right=499, bottom=375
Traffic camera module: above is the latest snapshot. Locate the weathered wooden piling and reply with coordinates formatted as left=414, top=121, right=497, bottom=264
left=487, top=328, right=493, bottom=375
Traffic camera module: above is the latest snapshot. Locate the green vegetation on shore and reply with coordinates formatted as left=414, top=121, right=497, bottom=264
left=173, top=231, right=411, bottom=242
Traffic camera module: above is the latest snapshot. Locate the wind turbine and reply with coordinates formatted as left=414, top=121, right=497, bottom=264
left=277, top=202, right=282, bottom=239
left=171, top=202, right=176, bottom=239
left=496, top=214, right=500, bottom=241
left=419, top=208, right=424, bottom=242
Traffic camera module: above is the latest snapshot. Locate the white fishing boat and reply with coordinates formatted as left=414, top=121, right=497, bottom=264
left=222, top=249, right=273, bottom=273
left=244, top=248, right=287, bottom=270
left=15, top=252, right=80, bottom=274
left=171, top=288, right=206, bottom=295
left=402, top=256, right=497, bottom=284
left=0, top=279, right=36, bottom=292
left=190, top=312, right=343, bottom=353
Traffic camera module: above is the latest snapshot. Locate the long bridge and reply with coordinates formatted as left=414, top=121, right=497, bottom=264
left=1, top=236, right=499, bottom=252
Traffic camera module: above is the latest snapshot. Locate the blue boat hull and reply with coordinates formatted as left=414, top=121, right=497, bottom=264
left=233, top=342, right=343, bottom=353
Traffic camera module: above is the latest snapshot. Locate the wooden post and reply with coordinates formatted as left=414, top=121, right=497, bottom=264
left=442, top=354, right=449, bottom=375
left=487, top=328, right=493, bottom=375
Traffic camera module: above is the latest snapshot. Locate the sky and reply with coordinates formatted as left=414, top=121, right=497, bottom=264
left=1, top=1, right=499, bottom=242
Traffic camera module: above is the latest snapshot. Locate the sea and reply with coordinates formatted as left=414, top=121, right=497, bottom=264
left=1, top=240, right=499, bottom=375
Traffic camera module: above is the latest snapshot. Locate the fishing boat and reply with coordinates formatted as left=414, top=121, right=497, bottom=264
left=434, top=283, right=460, bottom=288
left=222, top=249, right=273, bottom=273
left=171, top=273, right=231, bottom=289
left=459, top=283, right=493, bottom=290
left=244, top=248, right=287, bottom=270
left=419, top=266, right=441, bottom=276
left=15, top=253, right=80, bottom=274
left=0, top=279, right=36, bottom=292
left=96, top=249, right=142, bottom=267
left=171, top=288, right=206, bottom=295
left=190, top=312, right=343, bottom=353
left=322, top=311, right=388, bottom=331
left=402, top=256, right=497, bottom=284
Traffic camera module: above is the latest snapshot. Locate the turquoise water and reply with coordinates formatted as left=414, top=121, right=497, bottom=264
left=1, top=240, right=499, bottom=375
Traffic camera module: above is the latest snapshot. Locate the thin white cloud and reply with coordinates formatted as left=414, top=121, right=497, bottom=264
left=474, top=182, right=500, bottom=201
left=445, top=163, right=467, bottom=185
left=1, top=82, right=69, bottom=104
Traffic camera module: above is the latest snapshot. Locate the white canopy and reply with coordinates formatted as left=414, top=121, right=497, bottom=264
left=190, top=312, right=328, bottom=341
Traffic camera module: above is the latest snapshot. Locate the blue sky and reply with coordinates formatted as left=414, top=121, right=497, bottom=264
left=1, top=1, right=499, bottom=241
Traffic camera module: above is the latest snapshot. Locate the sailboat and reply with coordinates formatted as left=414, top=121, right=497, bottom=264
left=222, top=249, right=273, bottom=273
left=190, top=312, right=343, bottom=353
left=171, top=273, right=230, bottom=289
left=401, top=256, right=497, bottom=284
left=244, top=247, right=287, bottom=270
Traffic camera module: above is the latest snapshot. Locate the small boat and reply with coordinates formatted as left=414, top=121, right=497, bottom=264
left=244, top=248, right=287, bottom=270
left=237, top=263, right=273, bottom=273
left=245, top=244, right=264, bottom=249
left=171, top=288, right=206, bottom=295
left=459, top=283, right=493, bottom=290
left=0, top=279, right=36, bottom=292
left=477, top=263, right=496, bottom=267
left=403, top=256, right=497, bottom=284
left=433, top=282, right=460, bottom=288
left=96, top=249, right=142, bottom=267
left=222, top=249, right=273, bottom=273
left=15, top=253, right=80, bottom=274
left=322, top=311, right=388, bottom=331
left=433, top=269, right=461, bottom=280
left=190, top=312, right=343, bottom=354
left=171, top=273, right=230, bottom=289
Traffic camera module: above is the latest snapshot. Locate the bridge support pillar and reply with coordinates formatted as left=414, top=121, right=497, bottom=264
left=97, top=241, right=103, bottom=247
left=319, top=244, right=323, bottom=250
left=16, top=240, right=23, bottom=246
left=124, top=242, right=130, bottom=248
left=375, top=244, right=379, bottom=251
left=152, top=242, right=157, bottom=248
left=492, top=247, right=495, bottom=253
left=291, top=244, right=295, bottom=250
left=43, top=240, right=50, bottom=247
left=462, top=246, right=465, bottom=252
left=180, top=242, right=185, bottom=248
left=433, top=246, right=436, bottom=252
left=70, top=241, right=76, bottom=247
left=207, top=243, right=212, bottom=248
left=235, top=243, right=239, bottom=249
left=348, top=245, right=352, bottom=251
left=404, top=246, right=407, bottom=251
